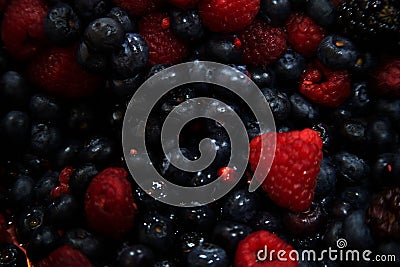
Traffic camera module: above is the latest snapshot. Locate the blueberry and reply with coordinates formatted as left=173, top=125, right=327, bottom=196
left=290, top=93, right=320, bottom=124
left=331, top=201, right=352, bottom=218
left=54, top=142, right=81, bottom=168
left=160, top=148, right=198, bottom=186
left=34, top=172, right=59, bottom=204
left=26, top=226, right=59, bottom=262
left=9, top=175, right=35, bottom=209
left=79, top=136, right=115, bottom=165
left=212, top=221, right=252, bottom=254
left=372, top=153, right=400, bottom=185
left=283, top=204, right=327, bottom=237
left=0, top=244, right=28, bottom=267
left=260, top=0, right=292, bottom=25
left=177, top=232, right=207, bottom=263
left=323, top=221, right=344, bottom=248
left=343, top=210, right=375, bottom=249
left=249, top=211, right=282, bottom=232
left=274, top=49, right=306, bottom=81
left=16, top=206, right=45, bottom=242
left=261, top=87, right=291, bottom=122
left=334, top=152, right=370, bottom=184
left=345, top=82, right=371, bottom=113
left=111, top=33, right=149, bottom=79
left=339, top=119, right=367, bottom=151
left=116, top=244, right=155, bottom=267
left=340, top=186, right=371, bottom=210
left=367, top=118, right=396, bottom=153
left=187, top=243, right=229, bottom=267
left=311, top=122, right=336, bottom=153
left=1, top=111, right=31, bottom=147
left=77, top=41, right=108, bottom=74
left=317, top=35, right=358, bottom=70
left=375, top=98, right=400, bottom=130
left=44, top=4, right=81, bottom=45
left=29, top=94, right=62, bottom=122
left=146, top=64, right=172, bottom=79
left=74, top=0, right=110, bottom=21
left=350, top=51, right=377, bottom=75
left=84, top=17, right=124, bottom=51
left=306, top=0, right=335, bottom=27
left=109, top=72, right=145, bottom=98
left=46, top=194, right=80, bottom=228
left=137, top=212, right=175, bottom=254
left=67, top=103, right=95, bottom=135
left=30, top=123, right=61, bottom=157
left=248, top=66, right=275, bottom=88
left=107, top=7, right=136, bottom=33
left=221, top=189, right=259, bottom=223
left=205, top=34, right=242, bottom=64
left=170, top=9, right=204, bottom=42
left=0, top=71, right=30, bottom=110
left=314, top=159, right=336, bottom=200
left=179, top=206, right=217, bottom=232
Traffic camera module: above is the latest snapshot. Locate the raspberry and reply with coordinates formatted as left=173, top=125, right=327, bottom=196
left=299, top=61, right=351, bottom=107
left=37, top=245, right=94, bottom=267
left=249, top=129, right=323, bottom=212
left=286, top=13, right=326, bottom=57
left=240, top=20, right=287, bottom=66
left=1, top=0, right=48, bottom=60
left=366, top=187, right=400, bottom=241
left=198, top=0, right=260, bottom=32
left=235, top=230, right=298, bottom=267
left=28, top=46, right=103, bottom=98
left=167, top=0, right=200, bottom=9
left=370, top=57, right=400, bottom=97
left=51, top=167, right=74, bottom=199
left=139, top=12, right=189, bottom=66
left=113, top=0, right=163, bottom=16
left=85, top=167, right=136, bottom=239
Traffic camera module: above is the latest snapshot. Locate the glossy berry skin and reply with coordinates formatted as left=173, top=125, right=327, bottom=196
left=260, top=0, right=291, bottom=25
left=274, top=49, right=306, bottom=82
left=283, top=204, right=327, bottom=237
left=16, top=206, right=46, bottom=242
left=187, top=243, right=229, bottom=267
left=77, top=41, right=108, bottom=74
left=29, top=94, right=62, bottom=122
left=30, top=123, right=61, bottom=157
left=107, top=7, right=136, bottom=33
left=306, top=0, right=335, bottom=27
left=9, top=175, right=35, bottom=209
left=261, top=87, right=291, bottom=123
left=170, top=9, right=204, bottom=42
left=221, top=189, right=259, bottom=224
left=69, top=164, right=99, bottom=198
left=205, top=34, right=242, bottom=64
left=317, top=35, right=358, bottom=70
left=177, top=232, right=207, bottom=263
left=314, top=159, right=336, bottom=200
left=343, top=210, right=375, bottom=249
left=116, top=244, right=155, bottom=267
left=46, top=194, right=80, bottom=229
left=212, top=221, right=252, bottom=254
left=79, top=137, right=115, bottom=165
left=334, top=151, right=370, bottom=184
left=0, top=244, right=28, bottom=267
left=34, top=172, right=59, bottom=204
left=26, top=226, right=59, bottom=262
left=179, top=206, right=217, bottom=232
left=44, top=3, right=80, bottom=45
left=248, top=66, right=275, bottom=88
left=372, top=153, right=400, bottom=185
left=249, top=211, right=282, bottom=233
left=111, top=33, right=149, bottom=79
left=84, top=18, right=124, bottom=51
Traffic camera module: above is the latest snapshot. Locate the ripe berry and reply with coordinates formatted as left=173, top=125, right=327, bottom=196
left=187, top=243, right=229, bottom=267
left=46, top=194, right=80, bottom=229
left=343, top=210, right=375, bottom=249
left=260, top=0, right=292, bottom=25
left=107, top=7, right=136, bottom=33
left=317, top=35, right=358, bottom=70
left=274, top=49, right=306, bottom=82
left=116, top=244, right=155, bottom=267
left=9, top=175, right=35, bottom=209
left=113, top=0, right=164, bottom=16
left=212, top=221, right=252, bottom=254
left=221, top=189, right=259, bottom=223
left=1, top=111, right=31, bottom=148
left=169, top=9, right=204, bottom=42
left=74, top=0, right=109, bottom=21
left=26, top=226, right=59, bottom=262
left=30, top=123, right=61, bottom=157
left=261, top=87, right=291, bottom=123
left=36, top=245, right=94, bottom=267
left=334, top=151, right=370, bottom=184
left=77, top=41, right=108, bottom=74
left=29, top=94, right=62, bottom=123
left=306, top=0, right=335, bottom=27
left=84, top=17, right=124, bottom=51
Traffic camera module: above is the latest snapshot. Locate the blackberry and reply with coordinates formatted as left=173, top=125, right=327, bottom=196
left=337, top=0, right=400, bottom=48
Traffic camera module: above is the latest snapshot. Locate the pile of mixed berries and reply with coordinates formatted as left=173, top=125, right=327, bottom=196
left=0, top=0, right=399, bottom=266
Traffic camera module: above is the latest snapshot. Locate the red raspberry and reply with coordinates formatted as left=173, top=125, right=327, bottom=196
left=37, top=245, right=94, bottom=267
left=167, top=0, right=200, bottom=9
left=139, top=12, right=189, bottom=66
left=235, top=230, right=298, bottom=267
left=51, top=167, right=74, bottom=199
left=299, top=61, right=351, bottom=107
left=199, top=0, right=260, bottom=32
left=240, top=20, right=287, bottom=66
left=1, top=0, right=48, bottom=60
left=286, top=13, right=326, bottom=57
left=370, top=57, right=400, bottom=97
left=113, top=0, right=163, bottom=16
left=85, top=168, right=137, bottom=239
left=249, top=129, right=323, bottom=212
left=28, top=46, right=103, bottom=98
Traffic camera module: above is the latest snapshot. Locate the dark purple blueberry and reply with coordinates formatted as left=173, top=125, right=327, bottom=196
left=306, top=0, right=335, bottom=27
left=290, top=93, right=320, bottom=124
left=46, top=194, right=80, bottom=228
left=9, top=175, right=35, bottom=209
left=0, top=244, right=28, bottom=267
left=29, top=94, right=62, bottom=122
left=323, top=221, right=343, bottom=248
left=334, top=152, right=370, bottom=184
left=77, top=41, right=108, bottom=74
left=22, top=154, right=48, bottom=179
left=69, top=163, right=98, bottom=197
left=311, top=122, right=336, bottom=153
left=109, top=72, right=145, bottom=98
left=187, top=243, right=228, bottom=267
left=221, top=189, right=259, bottom=224
left=116, top=244, right=154, bottom=267
left=260, top=0, right=291, bottom=25
left=350, top=51, right=377, bottom=75
left=283, top=204, right=327, bottom=237
left=74, top=0, right=110, bottom=21
left=250, top=211, right=282, bottom=233
left=170, top=9, right=204, bottom=42
left=274, top=49, right=306, bottom=82
left=261, top=87, right=291, bottom=122
left=331, top=200, right=352, bottom=218
left=339, top=119, right=367, bottom=153
left=84, top=17, right=124, bottom=51
left=343, top=210, right=375, bottom=249
left=30, top=123, right=61, bottom=157
left=248, top=66, right=275, bottom=88
left=212, top=221, right=252, bottom=254
left=372, top=153, right=400, bottom=185
left=67, top=103, right=96, bottom=135
left=16, top=206, right=46, bottom=242
left=137, top=212, right=175, bottom=254
left=111, top=33, right=148, bottom=79
left=26, top=226, right=59, bottom=262
left=177, top=232, right=207, bottom=263
left=146, top=64, right=172, bottom=79
left=60, top=228, right=105, bottom=262
left=317, top=35, right=358, bottom=70
left=179, top=206, right=217, bottom=232
left=44, top=3, right=81, bottom=45
left=54, top=142, right=81, bottom=168
left=206, top=34, right=242, bottom=63
left=367, top=118, right=396, bottom=153
left=107, top=7, right=136, bottom=33
left=314, top=159, right=336, bottom=200
left=1, top=111, right=31, bottom=147
left=79, top=136, right=115, bottom=165
left=34, top=172, right=59, bottom=204
left=0, top=71, right=30, bottom=110
left=375, top=98, right=400, bottom=130
left=340, top=186, right=371, bottom=210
